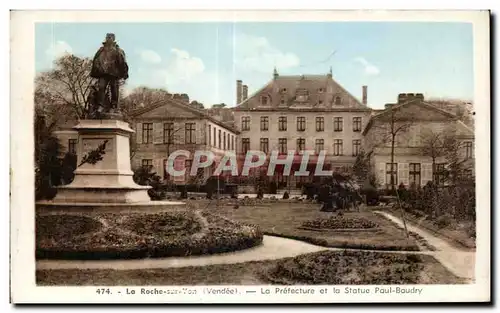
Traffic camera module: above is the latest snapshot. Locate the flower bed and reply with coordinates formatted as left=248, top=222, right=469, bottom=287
left=36, top=210, right=263, bottom=260
left=301, top=216, right=378, bottom=230
left=263, top=250, right=462, bottom=285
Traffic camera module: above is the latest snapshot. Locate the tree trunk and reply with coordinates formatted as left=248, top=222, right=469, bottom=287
left=390, top=134, right=396, bottom=191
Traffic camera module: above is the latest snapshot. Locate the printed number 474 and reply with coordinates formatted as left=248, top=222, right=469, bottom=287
left=96, top=288, right=111, bottom=295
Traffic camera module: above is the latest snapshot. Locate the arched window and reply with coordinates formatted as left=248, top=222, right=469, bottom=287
left=334, top=96, right=342, bottom=105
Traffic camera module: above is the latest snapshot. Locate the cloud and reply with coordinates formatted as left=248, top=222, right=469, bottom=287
left=45, top=40, right=72, bottom=58
left=138, top=49, right=162, bottom=64
left=354, top=57, right=380, bottom=76
left=135, top=48, right=212, bottom=103
left=233, top=33, right=300, bottom=73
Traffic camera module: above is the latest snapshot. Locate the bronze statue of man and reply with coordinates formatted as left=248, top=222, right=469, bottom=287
left=90, top=33, right=129, bottom=112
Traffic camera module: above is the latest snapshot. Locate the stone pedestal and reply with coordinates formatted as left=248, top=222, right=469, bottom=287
left=49, top=119, right=151, bottom=204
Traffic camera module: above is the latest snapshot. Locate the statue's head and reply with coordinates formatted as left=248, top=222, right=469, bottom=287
left=104, top=33, right=115, bottom=43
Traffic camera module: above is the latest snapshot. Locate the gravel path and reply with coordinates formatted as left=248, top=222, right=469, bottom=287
left=37, top=212, right=475, bottom=282
left=375, top=211, right=475, bottom=280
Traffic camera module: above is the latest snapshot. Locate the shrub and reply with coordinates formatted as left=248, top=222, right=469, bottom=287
left=302, top=216, right=378, bottom=230
left=435, top=214, right=454, bottom=229
left=282, top=191, right=289, bottom=199
left=412, top=210, right=426, bottom=219
left=361, top=184, right=379, bottom=206
left=269, top=181, right=278, bottom=194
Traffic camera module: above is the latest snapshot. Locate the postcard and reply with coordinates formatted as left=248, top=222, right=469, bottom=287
left=10, top=10, right=490, bottom=304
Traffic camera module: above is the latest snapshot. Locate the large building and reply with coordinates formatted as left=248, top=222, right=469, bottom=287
left=233, top=68, right=372, bottom=188
left=53, top=69, right=475, bottom=191
left=363, top=93, right=475, bottom=188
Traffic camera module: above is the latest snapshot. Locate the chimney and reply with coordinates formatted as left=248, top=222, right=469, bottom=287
left=236, top=80, right=242, bottom=104
left=398, top=92, right=424, bottom=104
left=242, top=85, right=248, bottom=101
left=362, top=85, right=368, bottom=105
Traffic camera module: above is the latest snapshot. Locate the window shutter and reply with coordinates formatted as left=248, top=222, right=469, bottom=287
left=136, top=123, right=143, bottom=144
left=153, top=158, right=163, bottom=178
left=377, top=163, right=385, bottom=186
left=153, top=123, right=162, bottom=144
left=422, top=163, right=432, bottom=185
left=399, top=163, right=409, bottom=186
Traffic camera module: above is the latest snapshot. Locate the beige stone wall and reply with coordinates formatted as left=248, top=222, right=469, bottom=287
left=233, top=110, right=371, bottom=157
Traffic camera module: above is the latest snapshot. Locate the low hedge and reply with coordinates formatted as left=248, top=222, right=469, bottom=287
left=36, top=210, right=263, bottom=260
left=264, top=250, right=429, bottom=285
left=301, top=216, right=379, bottom=230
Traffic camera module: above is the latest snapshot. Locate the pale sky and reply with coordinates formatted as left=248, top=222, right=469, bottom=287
left=36, top=22, right=473, bottom=109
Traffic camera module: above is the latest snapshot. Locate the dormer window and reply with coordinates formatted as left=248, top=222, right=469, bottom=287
left=260, top=95, right=270, bottom=105
left=295, top=88, right=309, bottom=102
left=280, top=88, right=287, bottom=94
left=318, top=100, right=324, bottom=105
left=334, top=96, right=342, bottom=105
left=318, top=88, right=325, bottom=93
left=280, top=97, right=286, bottom=105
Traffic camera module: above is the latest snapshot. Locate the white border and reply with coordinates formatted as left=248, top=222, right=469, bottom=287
left=9, top=10, right=491, bottom=304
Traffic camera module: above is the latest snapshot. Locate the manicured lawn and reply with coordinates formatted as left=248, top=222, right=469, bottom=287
left=36, top=209, right=263, bottom=260
left=198, top=201, right=420, bottom=251
left=36, top=251, right=464, bottom=286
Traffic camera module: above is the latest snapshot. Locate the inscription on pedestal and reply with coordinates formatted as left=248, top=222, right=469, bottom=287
left=82, top=138, right=114, bottom=154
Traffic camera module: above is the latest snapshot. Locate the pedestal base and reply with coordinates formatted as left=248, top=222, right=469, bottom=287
left=46, top=119, right=153, bottom=205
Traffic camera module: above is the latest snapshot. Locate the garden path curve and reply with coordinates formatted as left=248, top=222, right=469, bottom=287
left=375, top=211, right=475, bottom=281
left=37, top=212, right=476, bottom=282
left=36, top=234, right=430, bottom=271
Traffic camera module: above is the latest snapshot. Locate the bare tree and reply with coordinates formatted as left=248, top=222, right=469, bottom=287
left=121, top=86, right=171, bottom=109
left=35, top=55, right=95, bottom=121
left=372, top=104, right=415, bottom=190
left=419, top=129, right=446, bottom=183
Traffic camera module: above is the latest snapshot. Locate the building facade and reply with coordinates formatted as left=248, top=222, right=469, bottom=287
left=232, top=69, right=372, bottom=188
left=363, top=93, right=475, bottom=189
left=53, top=72, right=475, bottom=191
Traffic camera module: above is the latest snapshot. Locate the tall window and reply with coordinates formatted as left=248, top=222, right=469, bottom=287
left=163, top=122, right=174, bottom=144
left=184, top=160, right=192, bottom=176
left=213, top=128, right=217, bottom=148
left=241, top=116, right=250, bottom=131
left=227, top=133, right=230, bottom=150
left=316, top=117, right=324, bottom=132
left=223, top=132, right=226, bottom=150
left=465, top=141, right=473, bottom=159
left=260, top=138, right=269, bottom=154
left=142, top=123, right=153, bottom=143
left=241, top=138, right=250, bottom=154
left=296, top=138, right=305, bottom=151
left=208, top=124, right=211, bottom=145
left=434, top=163, right=446, bottom=185
left=409, top=163, right=421, bottom=187
left=353, top=117, right=362, bottom=132
left=297, top=117, right=306, bottom=131
left=278, top=138, right=287, bottom=154
left=333, top=139, right=343, bottom=156
left=334, top=96, right=342, bottom=105
left=385, top=163, right=398, bottom=188
left=352, top=139, right=361, bottom=156
left=333, top=117, right=343, bottom=132
left=278, top=116, right=287, bottom=131
left=185, top=123, right=196, bottom=144
left=231, top=135, right=234, bottom=150
left=141, top=159, right=153, bottom=170
left=260, top=95, right=270, bottom=105
left=315, top=139, right=324, bottom=155
left=68, top=139, right=77, bottom=154
left=218, top=130, right=221, bottom=149
left=260, top=116, right=269, bottom=131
